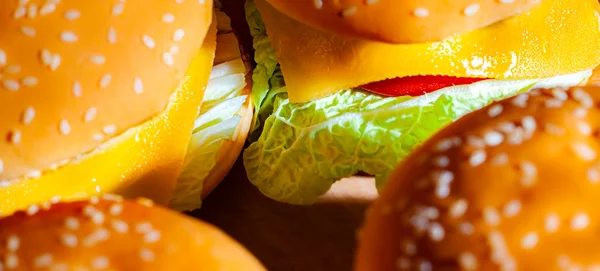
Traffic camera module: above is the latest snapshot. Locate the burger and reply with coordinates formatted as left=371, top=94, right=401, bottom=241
left=0, top=0, right=253, bottom=214
left=242, top=0, right=600, bottom=204
left=0, top=195, right=265, bottom=270
left=356, top=85, right=600, bottom=270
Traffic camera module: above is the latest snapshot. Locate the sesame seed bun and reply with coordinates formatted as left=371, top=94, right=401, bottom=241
left=0, top=196, right=265, bottom=270
left=356, top=86, right=600, bottom=270
left=0, top=0, right=212, bottom=180
left=265, top=0, right=540, bottom=44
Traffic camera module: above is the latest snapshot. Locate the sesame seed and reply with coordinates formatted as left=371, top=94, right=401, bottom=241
left=557, top=255, right=571, bottom=269
left=432, top=155, right=449, bottom=168
left=84, top=107, right=97, bottom=123
left=577, top=121, right=592, bottom=136
left=469, top=150, right=486, bottom=167
left=90, top=55, right=106, bottom=65
left=6, top=253, right=18, bottom=269
left=428, top=222, right=445, bottom=242
left=21, top=26, right=36, bottom=37
left=103, top=125, right=117, bottom=135
left=169, top=45, right=179, bottom=55
left=488, top=104, right=503, bottom=118
left=522, top=116, right=537, bottom=133
left=467, top=135, right=485, bottom=148
left=5, top=65, right=21, bottom=73
left=503, top=200, right=521, bottom=217
left=144, top=230, right=161, bottom=243
left=413, top=7, right=429, bottom=18
left=418, top=261, right=432, bottom=271
left=588, top=167, right=600, bottom=183
left=50, top=54, right=61, bottom=70
left=83, top=228, right=110, bottom=247
left=491, top=153, right=509, bottom=166
left=9, top=129, right=22, bottom=144
left=142, top=35, right=156, bottom=49
left=139, top=248, right=155, bottom=262
left=134, top=77, right=144, bottom=94
left=433, top=170, right=454, bottom=198
left=102, top=194, right=123, bottom=202
left=313, top=0, right=323, bottom=9
left=57, top=120, right=71, bottom=135
left=39, top=3, right=56, bottom=15
left=572, top=142, right=596, bottom=161
left=573, top=107, right=588, bottom=118
left=26, top=170, right=41, bottom=179
left=571, top=212, right=590, bottom=231
left=99, top=74, right=112, bottom=88
left=552, top=89, right=568, bottom=101
left=0, top=160, right=3, bottom=174
left=365, top=0, right=379, bottom=5
left=93, top=133, right=104, bottom=141
left=111, top=219, right=129, bottom=233
left=417, top=206, right=439, bottom=220
left=162, top=13, right=175, bottom=23
left=403, top=240, right=417, bottom=255
left=511, top=93, right=529, bottom=108
left=112, top=3, right=125, bottom=16
left=108, top=27, right=117, bottom=44
left=544, top=99, right=563, bottom=108
left=573, top=88, right=594, bottom=108
left=545, top=213, right=560, bottom=233
left=14, top=7, right=26, bottom=19
left=459, top=252, right=478, bottom=270
left=91, top=256, right=109, bottom=270
left=544, top=123, right=565, bottom=136
left=64, top=9, right=80, bottom=20
left=519, top=161, right=537, bottom=187
left=483, top=207, right=501, bottom=227
left=27, top=204, right=39, bottom=215
left=521, top=232, right=538, bottom=249
left=396, top=257, right=411, bottom=270
left=173, top=29, right=185, bottom=42
left=434, top=138, right=453, bottom=152
left=72, top=81, right=82, bottom=97
left=65, top=217, right=80, bottom=230
left=136, top=222, right=153, bottom=233
left=484, top=131, right=504, bottom=146
left=22, top=76, right=38, bottom=87
left=341, top=6, right=358, bottom=17
left=61, top=233, right=78, bottom=247
left=7, top=235, right=20, bottom=251
left=448, top=199, right=468, bottom=218
left=109, top=203, right=123, bottom=216
left=50, top=196, right=61, bottom=203
left=463, top=4, right=480, bottom=16
left=0, top=49, right=6, bottom=66
left=33, top=253, right=53, bottom=268
left=162, top=52, right=175, bottom=66
left=28, top=4, right=38, bottom=18
left=3, top=80, right=20, bottom=91
left=497, top=122, right=516, bottom=134
left=499, top=0, right=515, bottom=3
left=22, top=106, right=35, bottom=125
left=51, top=263, right=69, bottom=271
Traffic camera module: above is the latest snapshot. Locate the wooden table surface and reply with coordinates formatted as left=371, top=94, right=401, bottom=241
left=196, top=2, right=378, bottom=270
left=194, top=159, right=377, bottom=271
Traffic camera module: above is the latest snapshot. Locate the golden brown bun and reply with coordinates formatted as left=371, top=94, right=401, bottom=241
left=356, top=86, right=600, bottom=270
left=0, top=0, right=212, bottom=180
left=0, top=197, right=265, bottom=270
left=266, top=0, right=540, bottom=44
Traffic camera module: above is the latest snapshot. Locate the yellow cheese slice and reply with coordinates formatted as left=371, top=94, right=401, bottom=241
left=0, top=20, right=218, bottom=216
left=256, top=0, right=600, bottom=103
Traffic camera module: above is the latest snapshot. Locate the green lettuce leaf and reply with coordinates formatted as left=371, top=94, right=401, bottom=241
left=169, top=61, right=248, bottom=211
left=243, top=0, right=591, bottom=204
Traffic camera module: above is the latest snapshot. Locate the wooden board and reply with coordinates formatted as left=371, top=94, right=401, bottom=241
left=194, top=159, right=376, bottom=271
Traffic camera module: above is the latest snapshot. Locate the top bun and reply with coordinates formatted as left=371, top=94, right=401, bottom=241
left=0, top=196, right=265, bottom=270
left=0, top=0, right=212, bottom=180
left=265, top=0, right=540, bottom=44
left=356, top=85, right=600, bottom=270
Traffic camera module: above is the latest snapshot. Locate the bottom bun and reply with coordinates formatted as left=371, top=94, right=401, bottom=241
left=357, top=86, right=600, bottom=271
left=0, top=196, right=265, bottom=271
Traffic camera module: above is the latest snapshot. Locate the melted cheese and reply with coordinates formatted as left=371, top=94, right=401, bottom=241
left=256, top=0, right=600, bottom=103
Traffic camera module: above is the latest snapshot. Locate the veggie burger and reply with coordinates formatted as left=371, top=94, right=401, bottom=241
left=243, top=0, right=600, bottom=204
left=0, top=0, right=253, bottom=214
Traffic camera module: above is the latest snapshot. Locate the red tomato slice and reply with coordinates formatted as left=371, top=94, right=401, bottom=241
left=360, top=75, right=488, bottom=97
